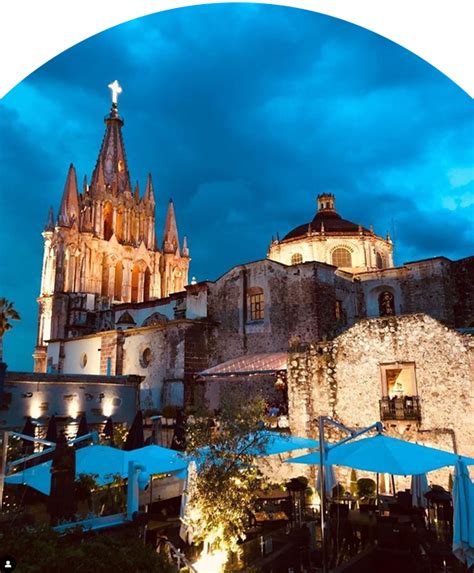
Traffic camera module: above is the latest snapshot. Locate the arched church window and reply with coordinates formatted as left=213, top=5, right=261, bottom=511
left=378, top=291, right=395, bottom=317
left=116, top=209, right=123, bottom=242
left=376, top=253, right=384, bottom=269
left=143, top=268, right=151, bottom=302
left=332, top=248, right=352, bottom=268
left=103, top=202, right=113, bottom=241
left=131, top=263, right=140, bottom=303
left=247, top=286, right=264, bottom=322
left=291, top=253, right=303, bottom=265
left=101, top=258, right=110, bottom=297
left=114, top=262, right=123, bottom=301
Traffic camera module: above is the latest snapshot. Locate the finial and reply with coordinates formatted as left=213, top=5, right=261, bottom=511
left=191, top=276, right=197, bottom=285
left=108, top=80, right=122, bottom=106
left=386, top=231, right=392, bottom=242
left=369, top=224, right=374, bottom=234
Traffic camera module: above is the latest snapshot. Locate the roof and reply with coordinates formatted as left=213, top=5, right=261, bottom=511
left=199, top=352, right=287, bottom=377
left=283, top=210, right=371, bottom=241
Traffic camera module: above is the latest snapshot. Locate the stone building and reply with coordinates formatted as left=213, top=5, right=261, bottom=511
left=33, top=85, right=473, bottom=422
left=34, top=85, right=190, bottom=373
left=0, top=371, right=141, bottom=431
left=286, top=313, right=474, bottom=484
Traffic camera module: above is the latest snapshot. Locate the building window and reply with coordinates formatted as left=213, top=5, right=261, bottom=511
left=376, top=252, right=384, bottom=269
left=379, top=362, right=420, bottom=421
left=140, top=347, right=152, bottom=368
left=144, top=267, right=151, bottom=302
left=131, top=263, right=140, bottom=303
left=291, top=253, right=303, bottom=265
left=80, top=353, right=88, bottom=369
left=332, top=247, right=352, bottom=268
left=378, top=291, right=395, bottom=316
left=103, top=202, right=113, bottom=241
left=114, top=262, right=123, bottom=301
left=247, top=287, right=264, bottom=321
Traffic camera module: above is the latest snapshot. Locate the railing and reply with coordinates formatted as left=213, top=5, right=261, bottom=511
left=379, top=396, right=421, bottom=421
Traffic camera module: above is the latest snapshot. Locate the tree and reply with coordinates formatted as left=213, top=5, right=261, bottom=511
left=184, top=393, right=269, bottom=570
left=0, top=526, right=178, bottom=572
left=0, top=298, right=20, bottom=362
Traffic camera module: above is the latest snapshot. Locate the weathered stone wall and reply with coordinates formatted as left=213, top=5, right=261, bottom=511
left=206, top=259, right=340, bottom=366
left=453, top=256, right=474, bottom=327
left=287, top=314, right=474, bottom=489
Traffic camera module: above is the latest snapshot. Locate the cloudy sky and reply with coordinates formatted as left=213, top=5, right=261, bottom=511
left=1, top=4, right=473, bottom=370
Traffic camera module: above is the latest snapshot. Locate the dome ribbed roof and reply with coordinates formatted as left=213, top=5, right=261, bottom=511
left=282, top=194, right=371, bottom=241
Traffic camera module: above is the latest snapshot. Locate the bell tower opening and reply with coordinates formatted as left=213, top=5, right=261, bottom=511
left=317, top=193, right=336, bottom=213
left=104, top=202, right=113, bottom=240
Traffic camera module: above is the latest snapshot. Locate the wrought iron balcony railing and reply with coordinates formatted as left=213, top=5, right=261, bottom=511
left=379, top=395, right=421, bottom=421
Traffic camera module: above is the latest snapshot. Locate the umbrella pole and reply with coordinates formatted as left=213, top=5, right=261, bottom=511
left=376, top=473, right=380, bottom=510
left=391, top=474, right=396, bottom=497
left=318, top=416, right=327, bottom=573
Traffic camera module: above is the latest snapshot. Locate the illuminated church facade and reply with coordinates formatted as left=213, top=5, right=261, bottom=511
left=31, top=85, right=473, bottom=452
left=34, top=84, right=190, bottom=374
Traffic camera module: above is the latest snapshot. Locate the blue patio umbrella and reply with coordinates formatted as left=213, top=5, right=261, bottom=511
left=452, top=459, right=474, bottom=568
left=6, top=444, right=188, bottom=495
left=287, top=434, right=474, bottom=475
left=237, top=431, right=319, bottom=457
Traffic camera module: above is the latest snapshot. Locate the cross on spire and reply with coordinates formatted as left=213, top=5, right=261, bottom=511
left=108, top=80, right=122, bottom=105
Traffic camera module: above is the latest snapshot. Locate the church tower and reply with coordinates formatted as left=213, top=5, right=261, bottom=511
left=33, top=82, right=190, bottom=372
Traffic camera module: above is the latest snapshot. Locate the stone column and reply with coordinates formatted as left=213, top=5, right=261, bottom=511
left=123, top=260, right=132, bottom=302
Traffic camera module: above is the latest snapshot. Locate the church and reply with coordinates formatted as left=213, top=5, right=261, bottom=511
left=25, top=84, right=473, bottom=467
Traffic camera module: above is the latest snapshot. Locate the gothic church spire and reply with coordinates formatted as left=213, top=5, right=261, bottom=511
left=162, top=199, right=180, bottom=254
left=90, top=81, right=131, bottom=195
left=57, top=164, right=80, bottom=226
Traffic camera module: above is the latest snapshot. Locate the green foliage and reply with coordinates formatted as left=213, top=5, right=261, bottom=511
left=185, top=392, right=268, bottom=554
left=0, top=297, right=20, bottom=337
left=0, top=526, right=177, bottom=572
left=356, top=478, right=376, bottom=500
left=350, top=469, right=358, bottom=495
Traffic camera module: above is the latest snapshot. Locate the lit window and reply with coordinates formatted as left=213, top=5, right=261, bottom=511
left=247, top=287, right=264, bottom=321
left=332, top=248, right=352, bottom=267
left=291, top=253, right=303, bottom=265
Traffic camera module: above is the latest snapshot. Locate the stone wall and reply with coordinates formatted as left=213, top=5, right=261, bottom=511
left=287, top=313, right=474, bottom=489
left=206, top=259, right=340, bottom=366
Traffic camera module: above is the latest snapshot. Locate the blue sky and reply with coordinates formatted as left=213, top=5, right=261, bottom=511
left=0, top=4, right=473, bottom=370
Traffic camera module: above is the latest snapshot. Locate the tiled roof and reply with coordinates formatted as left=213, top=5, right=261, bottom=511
left=199, top=352, right=287, bottom=377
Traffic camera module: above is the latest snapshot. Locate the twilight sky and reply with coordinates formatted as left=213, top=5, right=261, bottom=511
left=0, top=4, right=473, bottom=370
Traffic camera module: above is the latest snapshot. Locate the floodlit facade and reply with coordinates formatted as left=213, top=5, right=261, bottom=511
left=268, top=193, right=394, bottom=272
left=34, top=90, right=190, bottom=373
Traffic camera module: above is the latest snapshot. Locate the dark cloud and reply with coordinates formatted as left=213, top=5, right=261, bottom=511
left=1, top=4, right=473, bottom=370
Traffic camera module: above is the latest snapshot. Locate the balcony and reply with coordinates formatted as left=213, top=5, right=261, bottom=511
left=379, top=396, right=421, bottom=422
